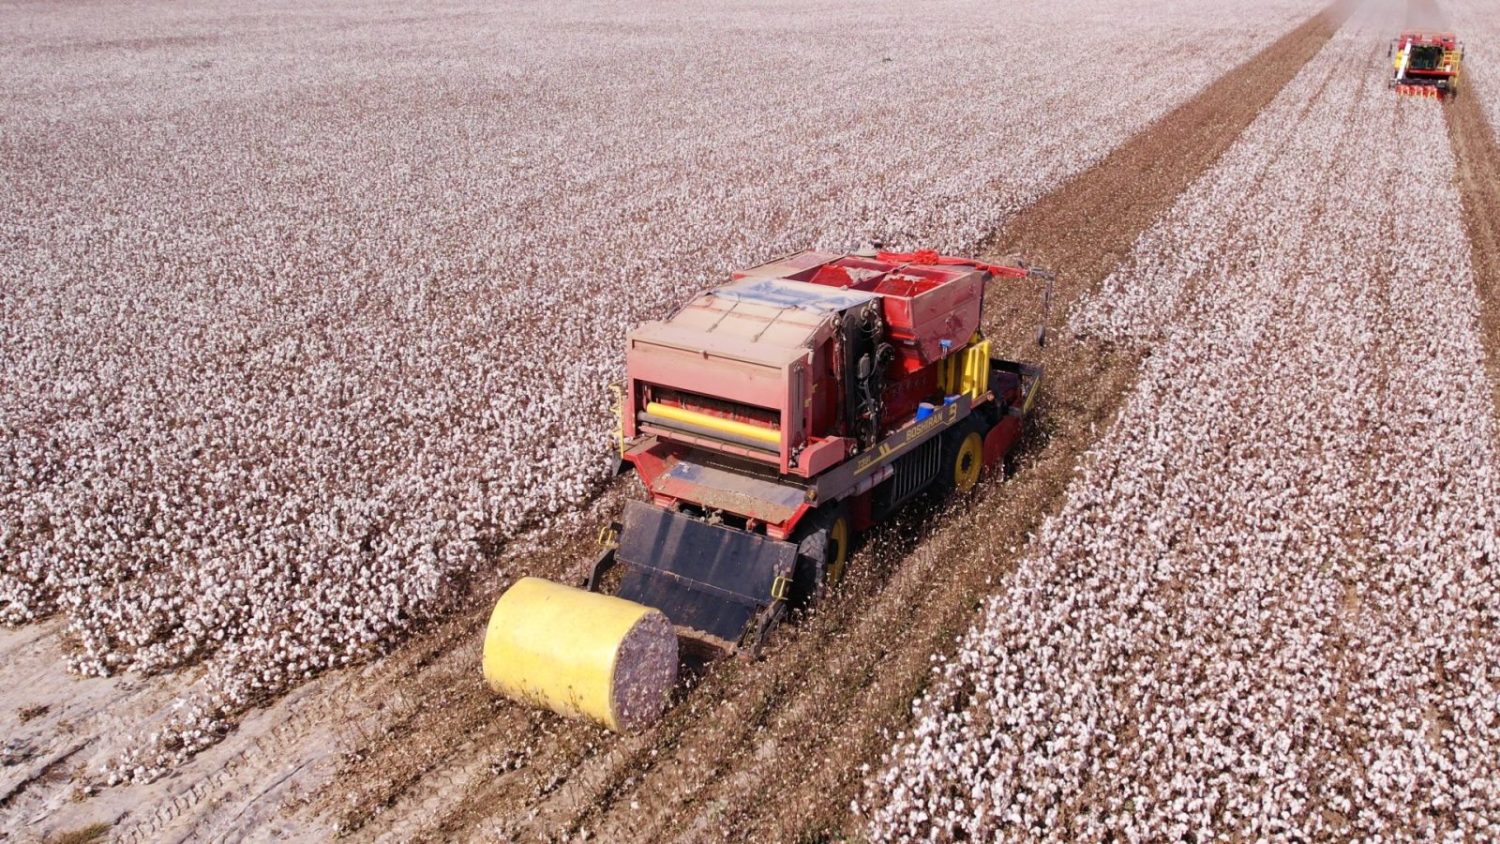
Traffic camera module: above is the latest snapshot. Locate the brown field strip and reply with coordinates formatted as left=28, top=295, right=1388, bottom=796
left=314, top=2, right=1360, bottom=841
left=1445, top=73, right=1500, bottom=421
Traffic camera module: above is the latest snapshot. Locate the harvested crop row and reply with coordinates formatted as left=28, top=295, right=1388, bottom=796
left=867, top=9, right=1500, bottom=841
left=0, top=0, right=1323, bottom=779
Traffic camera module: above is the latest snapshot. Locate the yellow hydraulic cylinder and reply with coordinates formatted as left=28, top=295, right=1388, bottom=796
left=482, top=577, right=679, bottom=732
left=644, top=402, right=781, bottom=446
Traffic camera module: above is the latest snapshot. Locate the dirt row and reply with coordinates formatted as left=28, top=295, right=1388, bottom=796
left=1445, top=47, right=1500, bottom=422
left=313, top=2, right=1360, bottom=840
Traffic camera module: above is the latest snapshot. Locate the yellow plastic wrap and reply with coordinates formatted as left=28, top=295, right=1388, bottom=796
left=482, top=577, right=678, bottom=731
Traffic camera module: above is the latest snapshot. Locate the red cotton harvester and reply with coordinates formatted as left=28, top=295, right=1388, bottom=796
left=480, top=246, right=1052, bottom=731
left=1390, top=30, right=1463, bottom=98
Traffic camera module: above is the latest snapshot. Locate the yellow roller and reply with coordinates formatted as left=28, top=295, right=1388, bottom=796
left=482, top=577, right=679, bottom=731
left=644, top=401, right=780, bottom=446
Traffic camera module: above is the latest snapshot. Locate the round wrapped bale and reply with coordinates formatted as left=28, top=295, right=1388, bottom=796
left=482, top=577, right=678, bottom=731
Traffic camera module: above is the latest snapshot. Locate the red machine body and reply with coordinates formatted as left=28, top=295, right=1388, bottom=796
left=620, top=249, right=1039, bottom=540
left=1390, top=31, right=1463, bottom=97
left=591, top=248, right=1047, bottom=652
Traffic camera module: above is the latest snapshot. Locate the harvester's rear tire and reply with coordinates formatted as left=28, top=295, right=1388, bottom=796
left=791, top=507, right=852, bottom=607
left=941, top=419, right=986, bottom=496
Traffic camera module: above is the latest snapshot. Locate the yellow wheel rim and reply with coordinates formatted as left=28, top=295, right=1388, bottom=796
left=825, top=516, right=850, bottom=587
left=954, top=431, right=983, bottom=493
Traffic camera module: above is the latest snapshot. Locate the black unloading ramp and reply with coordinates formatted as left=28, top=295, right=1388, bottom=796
left=614, top=500, right=798, bottom=646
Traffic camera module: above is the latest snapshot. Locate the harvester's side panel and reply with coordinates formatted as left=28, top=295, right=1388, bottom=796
left=812, top=393, right=972, bottom=501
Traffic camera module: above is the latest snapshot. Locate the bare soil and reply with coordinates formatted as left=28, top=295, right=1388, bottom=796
left=1445, top=62, right=1500, bottom=421
left=0, top=3, right=1359, bottom=841
left=0, top=495, right=623, bottom=843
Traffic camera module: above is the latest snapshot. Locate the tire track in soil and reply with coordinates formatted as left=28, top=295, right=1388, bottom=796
left=1444, top=54, right=1500, bottom=422
left=112, top=685, right=334, bottom=844
left=300, top=492, right=635, bottom=840
left=320, top=2, right=1358, bottom=840
left=0, top=461, right=627, bottom=841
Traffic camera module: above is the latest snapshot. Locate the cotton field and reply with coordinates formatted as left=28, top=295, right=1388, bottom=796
left=8, top=0, right=1500, bottom=839
left=868, top=8, right=1500, bottom=841
left=0, top=0, right=1322, bottom=779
